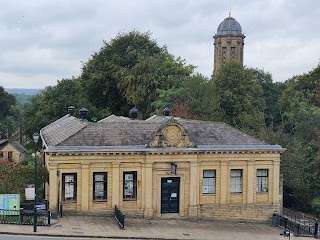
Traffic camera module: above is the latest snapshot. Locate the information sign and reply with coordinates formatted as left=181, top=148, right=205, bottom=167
left=24, top=184, right=35, bottom=201
left=0, top=194, right=20, bottom=215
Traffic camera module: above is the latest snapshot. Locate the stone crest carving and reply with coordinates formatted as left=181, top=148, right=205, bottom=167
left=147, top=118, right=196, bottom=148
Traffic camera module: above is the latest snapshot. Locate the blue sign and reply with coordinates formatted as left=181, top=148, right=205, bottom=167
left=36, top=204, right=46, bottom=210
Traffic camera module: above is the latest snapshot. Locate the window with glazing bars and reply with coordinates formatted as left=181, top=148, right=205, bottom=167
left=62, top=173, right=77, bottom=201
left=123, top=171, right=137, bottom=200
left=256, top=169, right=268, bottom=192
left=203, top=170, right=216, bottom=194
left=230, top=169, right=242, bottom=193
left=93, top=172, right=107, bottom=201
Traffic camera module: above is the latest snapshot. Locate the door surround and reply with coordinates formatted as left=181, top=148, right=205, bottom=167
left=156, top=173, right=185, bottom=217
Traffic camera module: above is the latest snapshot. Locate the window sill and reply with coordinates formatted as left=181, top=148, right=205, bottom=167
left=123, top=199, right=137, bottom=201
left=93, top=200, right=108, bottom=202
left=202, top=193, right=216, bottom=195
left=230, top=192, right=242, bottom=194
left=256, top=192, right=269, bottom=194
left=61, top=200, right=77, bottom=203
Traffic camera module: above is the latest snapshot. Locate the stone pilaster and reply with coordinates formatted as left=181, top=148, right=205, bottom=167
left=81, top=164, right=89, bottom=212
left=273, top=160, right=280, bottom=204
left=144, top=163, right=154, bottom=219
left=189, top=162, right=199, bottom=220
left=220, top=161, right=228, bottom=204
left=247, top=160, right=255, bottom=204
left=112, top=163, right=120, bottom=208
left=48, top=164, right=58, bottom=214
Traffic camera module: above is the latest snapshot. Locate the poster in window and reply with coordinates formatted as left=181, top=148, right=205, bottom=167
left=203, top=186, right=209, bottom=194
left=65, top=175, right=74, bottom=183
left=95, top=174, right=104, bottom=182
left=124, top=181, right=133, bottom=196
left=95, top=182, right=104, bottom=197
left=125, top=174, right=133, bottom=181
left=65, top=182, right=74, bottom=198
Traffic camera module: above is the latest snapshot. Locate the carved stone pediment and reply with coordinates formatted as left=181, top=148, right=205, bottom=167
left=147, top=118, right=196, bottom=148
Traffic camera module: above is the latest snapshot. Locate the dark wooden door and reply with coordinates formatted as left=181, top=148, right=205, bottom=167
left=161, top=177, right=180, bottom=214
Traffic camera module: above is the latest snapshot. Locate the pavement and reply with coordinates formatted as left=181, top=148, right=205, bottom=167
left=0, top=215, right=311, bottom=240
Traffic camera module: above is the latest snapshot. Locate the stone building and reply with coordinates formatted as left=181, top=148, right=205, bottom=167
left=0, top=139, right=26, bottom=163
left=213, top=15, right=245, bottom=75
left=40, top=108, right=284, bottom=221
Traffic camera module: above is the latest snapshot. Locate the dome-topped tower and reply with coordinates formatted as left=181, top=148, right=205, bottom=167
left=213, top=15, right=245, bottom=75
left=217, top=17, right=242, bottom=35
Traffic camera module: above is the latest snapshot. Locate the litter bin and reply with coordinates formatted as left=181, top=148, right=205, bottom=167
left=272, top=211, right=279, bottom=227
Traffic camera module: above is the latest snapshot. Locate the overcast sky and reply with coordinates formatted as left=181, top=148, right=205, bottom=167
left=0, top=0, right=319, bottom=89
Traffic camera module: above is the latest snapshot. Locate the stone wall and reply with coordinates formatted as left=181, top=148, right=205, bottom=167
left=199, top=203, right=280, bottom=222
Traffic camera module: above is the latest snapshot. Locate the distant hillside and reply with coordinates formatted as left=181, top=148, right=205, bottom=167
left=5, top=88, right=42, bottom=95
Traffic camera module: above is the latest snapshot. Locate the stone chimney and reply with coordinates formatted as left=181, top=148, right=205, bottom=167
left=68, top=106, right=75, bottom=116
left=79, top=107, right=88, bottom=120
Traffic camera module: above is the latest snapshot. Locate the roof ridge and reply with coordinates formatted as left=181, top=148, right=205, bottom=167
left=98, top=114, right=116, bottom=122
left=41, top=114, right=71, bottom=131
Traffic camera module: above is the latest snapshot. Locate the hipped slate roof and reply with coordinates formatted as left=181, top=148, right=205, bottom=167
left=40, top=114, right=284, bottom=153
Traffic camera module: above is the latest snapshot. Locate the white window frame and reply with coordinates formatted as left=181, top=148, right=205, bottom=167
left=62, top=173, right=77, bottom=202
left=256, top=169, right=269, bottom=193
left=202, top=170, right=216, bottom=194
left=123, top=171, right=137, bottom=201
left=230, top=169, right=242, bottom=193
left=93, top=172, right=108, bottom=201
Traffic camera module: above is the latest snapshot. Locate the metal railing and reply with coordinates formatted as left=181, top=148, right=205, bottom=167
left=277, top=212, right=319, bottom=238
left=0, top=209, right=50, bottom=226
left=114, top=205, right=125, bottom=229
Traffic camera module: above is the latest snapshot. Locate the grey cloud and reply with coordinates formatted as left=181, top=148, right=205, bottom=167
left=0, top=0, right=319, bottom=88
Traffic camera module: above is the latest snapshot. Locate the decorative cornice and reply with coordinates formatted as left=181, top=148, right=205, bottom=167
left=48, top=149, right=283, bottom=157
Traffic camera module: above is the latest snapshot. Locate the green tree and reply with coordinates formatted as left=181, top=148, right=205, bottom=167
left=249, top=68, right=286, bottom=129
left=280, top=64, right=320, bottom=111
left=0, top=86, right=17, bottom=137
left=278, top=65, right=320, bottom=212
left=0, top=86, right=16, bottom=119
left=0, top=160, right=48, bottom=200
left=214, top=61, right=266, bottom=135
left=81, top=30, right=194, bottom=118
left=152, top=74, right=218, bottom=120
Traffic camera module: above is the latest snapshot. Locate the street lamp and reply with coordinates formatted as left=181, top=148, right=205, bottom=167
left=32, top=132, right=40, bottom=233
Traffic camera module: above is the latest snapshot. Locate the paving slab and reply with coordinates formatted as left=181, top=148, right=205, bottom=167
left=0, top=215, right=312, bottom=240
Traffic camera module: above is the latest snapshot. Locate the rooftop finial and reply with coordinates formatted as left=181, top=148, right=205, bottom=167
left=229, top=0, right=232, bottom=17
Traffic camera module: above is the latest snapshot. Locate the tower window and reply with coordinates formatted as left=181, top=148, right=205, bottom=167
left=231, top=47, right=236, bottom=59
left=222, top=47, right=227, bottom=64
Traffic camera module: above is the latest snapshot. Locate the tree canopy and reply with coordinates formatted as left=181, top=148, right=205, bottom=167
left=80, top=30, right=194, bottom=118
left=0, top=159, right=48, bottom=201
left=0, top=86, right=17, bottom=138
left=214, top=61, right=266, bottom=135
